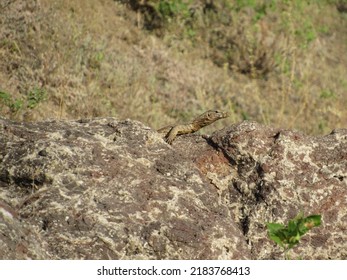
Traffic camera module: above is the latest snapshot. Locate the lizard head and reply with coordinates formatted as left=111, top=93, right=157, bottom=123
left=193, top=110, right=229, bottom=126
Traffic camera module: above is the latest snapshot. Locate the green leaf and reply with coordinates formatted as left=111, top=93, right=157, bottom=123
left=304, top=215, right=322, bottom=229
left=267, top=223, right=285, bottom=232
left=267, top=223, right=286, bottom=247
left=269, top=234, right=284, bottom=247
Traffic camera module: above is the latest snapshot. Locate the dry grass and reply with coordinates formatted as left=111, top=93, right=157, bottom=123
left=0, top=0, right=346, bottom=135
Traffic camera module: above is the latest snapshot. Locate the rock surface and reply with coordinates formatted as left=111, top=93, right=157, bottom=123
left=0, top=117, right=346, bottom=259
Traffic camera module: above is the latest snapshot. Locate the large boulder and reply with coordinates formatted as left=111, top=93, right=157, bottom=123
left=0, top=117, right=346, bottom=259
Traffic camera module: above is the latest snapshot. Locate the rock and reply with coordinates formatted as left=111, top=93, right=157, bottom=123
left=0, top=117, right=346, bottom=259
left=210, top=122, right=347, bottom=259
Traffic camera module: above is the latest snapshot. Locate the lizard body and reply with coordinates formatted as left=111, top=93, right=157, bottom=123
left=157, top=110, right=228, bottom=144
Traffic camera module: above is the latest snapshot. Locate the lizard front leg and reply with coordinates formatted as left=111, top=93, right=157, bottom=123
left=165, top=125, right=195, bottom=144
left=165, top=126, right=180, bottom=144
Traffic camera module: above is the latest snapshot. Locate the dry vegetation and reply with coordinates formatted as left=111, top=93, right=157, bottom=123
left=0, top=0, right=346, bottom=134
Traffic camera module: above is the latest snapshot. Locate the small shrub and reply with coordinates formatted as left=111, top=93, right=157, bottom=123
left=27, top=87, right=46, bottom=109
left=0, top=91, right=23, bottom=115
left=0, top=87, right=46, bottom=117
left=267, top=212, right=322, bottom=259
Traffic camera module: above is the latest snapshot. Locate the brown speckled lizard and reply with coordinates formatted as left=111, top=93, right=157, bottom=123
left=157, top=110, right=229, bottom=144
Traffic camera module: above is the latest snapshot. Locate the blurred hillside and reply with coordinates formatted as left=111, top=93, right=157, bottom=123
left=0, top=0, right=346, bottom=134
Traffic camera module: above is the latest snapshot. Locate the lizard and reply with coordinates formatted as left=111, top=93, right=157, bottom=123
left=157, top=110, right=229, bottom=144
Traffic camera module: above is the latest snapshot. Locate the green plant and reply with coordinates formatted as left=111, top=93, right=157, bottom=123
left=0, top=87, right=46, bottom=117
left=154, top=0, right=191, bottom=22
left=295, top=19, right=317, bottom=48
left=319, top=25, right=330, bottom=35
left=267, top=212, right=322, bottom=259
left=320, top=89, right=336, bottom=99
left=27, top=87, right=46, bottom=109
left=234, top=0, right=277, bottom=22
left=318, top=119, right=328, bottom=133
left=0, top=91, right=24, bottom=115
